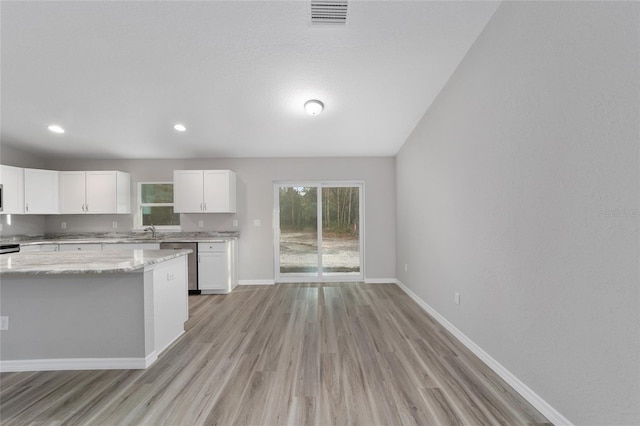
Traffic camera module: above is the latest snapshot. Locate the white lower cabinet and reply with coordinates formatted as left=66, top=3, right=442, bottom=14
left=198, top=240, right=237, bottom=294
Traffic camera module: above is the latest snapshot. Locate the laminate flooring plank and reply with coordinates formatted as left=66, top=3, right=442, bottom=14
left=0, top=371, right=86, bottom=423
left=318, top=353, right=348, bottom=426
left=336, top=332, right=379, bottom=426
left=81, top=382, right=152, bottom=426
left=442, top=353, right=532, bottom=425
left=60, top=370, right=144, bottom=425
left=409, top=338, right=496, bottom=425
left=0, top=371, right=39, bottom=394
left=261, top=294, right=307, bottom=425
left=419, top=387, right=465, bottom=426
left=454, top=345, right=552, bottom=424
left=377, top=351, right=438, bottom=426
left=232, top=370, right=273, bottom=426
left=287, top=396, right=318, bottom=426
left=202, top=353, right=260, bottom=425
left=31, top=370, right=134, bottom=423
left=295, top=320, right=320, bottom=398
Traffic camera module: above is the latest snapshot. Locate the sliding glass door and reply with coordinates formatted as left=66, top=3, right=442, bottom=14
left=275, top=182, right=363, bottom=282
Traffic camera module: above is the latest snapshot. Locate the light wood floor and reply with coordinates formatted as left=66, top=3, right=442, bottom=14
left=1, top=283, right=550, bottom=425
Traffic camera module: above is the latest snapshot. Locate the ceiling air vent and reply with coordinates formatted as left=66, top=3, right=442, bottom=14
left=310, top=0, right=348, bottom=25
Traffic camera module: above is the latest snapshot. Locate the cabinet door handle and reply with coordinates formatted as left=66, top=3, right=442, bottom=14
left=204, top=202, right=207, bottom=211
left=85, top=204, right=88, bottom=212
left=82, top=204, right=85, bottom=212
left=25, top=203, right=29, bottom=212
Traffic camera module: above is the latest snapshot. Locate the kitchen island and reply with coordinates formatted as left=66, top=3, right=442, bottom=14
left=0, top=249, right=190, bottom=372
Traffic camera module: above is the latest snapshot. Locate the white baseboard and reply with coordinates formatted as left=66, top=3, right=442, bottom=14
left=395, top=280, right=573, bottom=426
left=364, top=278, right=398, bottom=284
left=0, top=352, right=158, bottom=373
left=238, top=279, right=275, bottom=286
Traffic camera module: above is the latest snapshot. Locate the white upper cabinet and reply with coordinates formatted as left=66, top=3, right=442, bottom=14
left=173, top=170, right=204, bottom=213
left=0, top=165, right=25, bottom=214
left=24, top=168, right=59, bottom=214
left=58, top=171, right=86, bottom=214
left=59, top=171, right=131, bottom=214
left=174, top=170, right=236, bottom=213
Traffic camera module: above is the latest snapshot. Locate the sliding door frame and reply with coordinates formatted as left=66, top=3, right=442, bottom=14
left=274, top=181, right=365, bottom=283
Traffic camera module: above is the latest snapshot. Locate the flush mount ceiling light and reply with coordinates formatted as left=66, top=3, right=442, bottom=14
left=48, top=124, right=65, bottom=134
left=304, top=99, right=324, bottom=116
left=173, top=124, right=187, bottom=132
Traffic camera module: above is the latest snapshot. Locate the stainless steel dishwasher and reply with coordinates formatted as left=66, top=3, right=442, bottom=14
left=159, top=242, right=199, bottom=294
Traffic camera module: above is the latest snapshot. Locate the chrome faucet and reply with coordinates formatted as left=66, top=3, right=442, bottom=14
left=144, top=224, right=157, bottom=238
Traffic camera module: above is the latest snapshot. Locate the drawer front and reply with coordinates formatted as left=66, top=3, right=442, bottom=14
left=20, top=245, right=42, bottom=252
left=103, top=243, right=161, bottom=251
left=58, top=243, right=103, bottom=251
left=198, top=242, right=225, bottom=252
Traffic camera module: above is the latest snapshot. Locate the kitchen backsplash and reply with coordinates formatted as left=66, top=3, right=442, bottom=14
left=0, top=214, right=45, bottom=236
left=1, top=213, right=239, bottom=237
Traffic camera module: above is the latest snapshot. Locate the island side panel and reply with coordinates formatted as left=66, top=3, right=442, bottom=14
left=0, top=272, right=147, bottom=363
left=148, top=256, right=188, bottom=354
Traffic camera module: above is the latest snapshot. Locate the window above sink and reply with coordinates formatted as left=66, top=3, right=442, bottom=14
left=134, top=182, right=181, bottom=231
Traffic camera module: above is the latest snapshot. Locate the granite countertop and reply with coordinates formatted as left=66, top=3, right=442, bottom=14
left=0, top=249, right=192, bottom=275
left=1, top=231, right=239, bottom=246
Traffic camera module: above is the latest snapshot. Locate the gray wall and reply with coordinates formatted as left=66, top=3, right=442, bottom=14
left=33, top=157, right=396, bottom=282
left=396, top=2, right=639, bottom=424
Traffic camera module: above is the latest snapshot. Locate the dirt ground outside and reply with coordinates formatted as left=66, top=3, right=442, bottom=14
left=279, top=230, right=360, bottom=274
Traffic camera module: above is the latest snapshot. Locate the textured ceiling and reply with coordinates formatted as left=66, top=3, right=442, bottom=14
left=0, top=1, right=500, bottom=159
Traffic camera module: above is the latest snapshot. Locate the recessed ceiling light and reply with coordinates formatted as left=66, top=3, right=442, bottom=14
left=304, top=100, right=324, bottom=116
left=48, top=124, right=65, bottom=134
left=173, top=124, right=187, bottom=132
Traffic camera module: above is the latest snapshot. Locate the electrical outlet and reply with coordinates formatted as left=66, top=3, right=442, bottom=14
left=232, top=219, right=238, bottom=227
left=112, top=221, right=118, bottom=229
left=198, top=220, right=204, bottom=228
left=61, top=221, right=67, bottom=229
left=253, top=219, right=261, bottom=227
left=454, top=292, right=461, bottom=305
left=404, top=263, right=408, bottom=272
left=0, top=316, right=8, bottom=331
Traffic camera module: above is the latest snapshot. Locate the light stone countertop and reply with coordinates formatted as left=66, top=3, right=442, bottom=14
left=0, top=231, right=239, bottom=246
left=0, top=249, right=192, bottom=275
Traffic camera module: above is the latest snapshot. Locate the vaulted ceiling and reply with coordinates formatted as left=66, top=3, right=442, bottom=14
left=1, top=1, right=500, bottom=159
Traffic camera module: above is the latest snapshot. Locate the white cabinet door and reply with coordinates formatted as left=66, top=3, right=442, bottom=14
left=86, top=171, right=117, bottom=213
left=0, top=165, right=24, bottom=214
left=24, top=168, right=58, bottom=214
left=203, top=170, right=236, bottom=213
left=59, top=171, right=87, bottom=213
left=198, top=244, right=227, bottom=291
left=173, top=170, right=204, bottom=213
